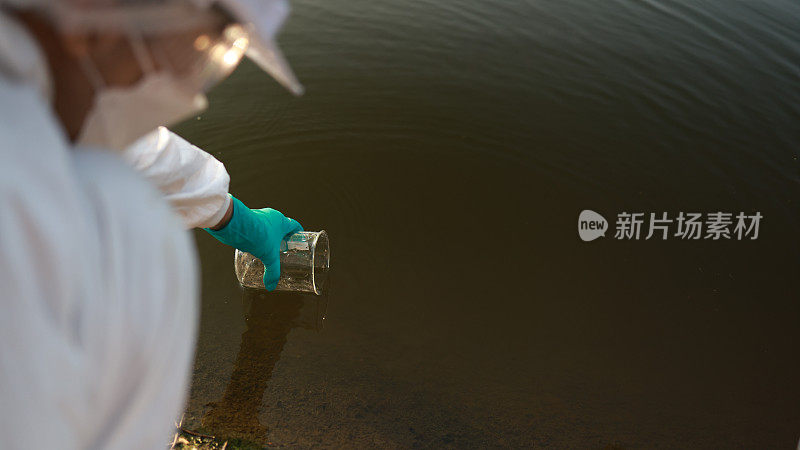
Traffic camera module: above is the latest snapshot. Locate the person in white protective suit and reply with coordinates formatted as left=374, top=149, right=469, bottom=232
left=0, top=0, right=304, bottom=448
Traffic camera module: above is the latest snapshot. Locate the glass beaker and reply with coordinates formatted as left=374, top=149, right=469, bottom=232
left=234, top=230, right=330, bottom=295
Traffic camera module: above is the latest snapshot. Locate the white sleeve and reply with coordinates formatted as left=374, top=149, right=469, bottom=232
left=122, top=126, right=231, bottom=229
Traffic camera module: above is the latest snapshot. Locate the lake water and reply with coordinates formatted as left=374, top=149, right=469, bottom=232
left=173, top=0, right=800, bottom=447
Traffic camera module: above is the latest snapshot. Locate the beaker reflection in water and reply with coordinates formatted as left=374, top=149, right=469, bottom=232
left=234, top=230, right=330, bottom=295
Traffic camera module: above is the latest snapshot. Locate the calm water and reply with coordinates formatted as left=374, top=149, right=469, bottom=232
left=174, top=0, right=800, bottom=446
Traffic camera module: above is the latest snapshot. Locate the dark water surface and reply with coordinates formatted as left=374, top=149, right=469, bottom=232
left=174, top=0, right=800, bottom=447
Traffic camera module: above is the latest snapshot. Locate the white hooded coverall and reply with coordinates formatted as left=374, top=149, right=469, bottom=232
left=0, top=11, right=232, bottom=449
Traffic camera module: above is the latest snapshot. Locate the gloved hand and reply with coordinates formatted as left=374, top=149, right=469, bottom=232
left=204, top=195, right=303, bottom=290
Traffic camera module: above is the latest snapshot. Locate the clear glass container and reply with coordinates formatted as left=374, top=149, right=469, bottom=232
left=234, top=230, right=330, bottom=295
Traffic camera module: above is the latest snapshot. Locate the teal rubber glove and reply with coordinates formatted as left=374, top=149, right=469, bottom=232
left=204, top=195, right=303, bottom=291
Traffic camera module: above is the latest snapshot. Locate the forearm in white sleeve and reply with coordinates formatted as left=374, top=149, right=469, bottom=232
left=122, top=126, right=232, bottom=229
